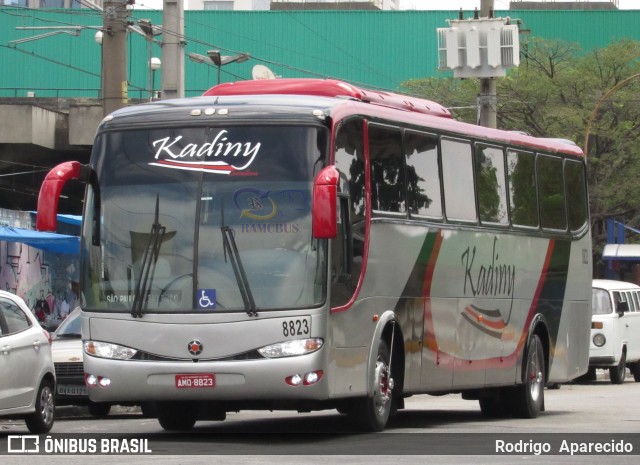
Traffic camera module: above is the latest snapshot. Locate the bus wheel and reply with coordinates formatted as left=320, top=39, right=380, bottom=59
left=479, top=391, right=509, bottom=418
left=509, top=334, right=545, bottom=419
left=88, top=402, right=111, bottom=417
left=156, top=402, right=198, bottom=431
left=609, top=351, right=626, bottom=385
left=629, top=362, right=640, bottom=382
left=352, top=340, right=394, bottom=432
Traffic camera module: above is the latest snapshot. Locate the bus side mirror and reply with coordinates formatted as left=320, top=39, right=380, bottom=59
left=36, top=161, right=87, bottom=232
left=312, top=165, right=339, bottom=239
left=616, top=301, right=629, bottom=316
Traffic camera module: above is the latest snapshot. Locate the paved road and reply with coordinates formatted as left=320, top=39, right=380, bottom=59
left=2, top=376, right=640, bottom=464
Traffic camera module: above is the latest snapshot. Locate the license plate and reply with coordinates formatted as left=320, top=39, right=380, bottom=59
left=175, top=373, right=216, bottom=389
left=57, top=384, right=87, bottom=396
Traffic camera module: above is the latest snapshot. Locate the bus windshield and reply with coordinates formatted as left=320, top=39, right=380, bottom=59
left=82, top=124, right=328, bottom=314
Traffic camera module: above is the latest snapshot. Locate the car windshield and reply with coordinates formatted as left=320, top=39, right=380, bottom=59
left=53, top=311, right=81, bottom=339
left=81, top=124, right=328, bottom=314
left=592, top=288, right=613, bottom=315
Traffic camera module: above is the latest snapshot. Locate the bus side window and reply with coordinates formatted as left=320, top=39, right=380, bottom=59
left=405, top=130, right=442, bottom=219
left=368, top=124, right=406, bottom=215
left=441, top=137, right=476, bottom=222
left=564, top=159, right=588, bottom=233
left=507, top=149, right=538, bottom=228
left=475, top=144, right=508, bottom=226
left=537, top=154, right=567, bottom=231
left=332, top=118, right=366, bottom=308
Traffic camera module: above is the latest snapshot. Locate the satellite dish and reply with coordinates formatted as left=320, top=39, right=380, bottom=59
left=252, top=65, right=276, bottom=80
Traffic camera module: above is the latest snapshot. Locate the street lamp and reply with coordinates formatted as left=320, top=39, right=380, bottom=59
left=150, top=57, right=161, bottom=101
left=188, top=50, right=250, bottom=84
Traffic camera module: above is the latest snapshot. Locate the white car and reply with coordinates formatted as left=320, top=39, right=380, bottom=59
left=52, top=308, right=113, bottom=416
left=0, top=290, right=56, bottom=433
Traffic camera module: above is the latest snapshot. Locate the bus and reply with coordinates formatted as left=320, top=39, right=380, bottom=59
left=36, top=78, right=592, bottom=431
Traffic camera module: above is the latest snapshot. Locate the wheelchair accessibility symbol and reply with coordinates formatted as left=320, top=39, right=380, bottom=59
left=197, top=289, right=216, bottom=309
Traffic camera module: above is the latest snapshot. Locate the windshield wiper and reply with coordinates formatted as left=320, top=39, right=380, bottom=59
left=132, top=195, right=166, bottom=318
left=220, top=203, right=257, bottom=317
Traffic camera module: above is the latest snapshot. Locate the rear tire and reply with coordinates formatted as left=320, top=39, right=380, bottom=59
left=479, top=392, right=509, bottom=419
left=609, top=351, right=626, bottom=385
left=509, top=334, right=545, bottom=418
left=156, top=402, right=198, bottom=431
left=629, top=362, right=640, bottom=382
left=25, top=379, right=55, bottom=434
left=88, top=402, right=112, bottom=417
left=350, top=340, right=394, bottom=432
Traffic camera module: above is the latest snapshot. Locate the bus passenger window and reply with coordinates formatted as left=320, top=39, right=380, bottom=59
left=332, top=119, right=366, bottom=308
left=565, top=160, right=588, bottom=232
left=475, top=145, right=508, bottom=225
left=368, top=124, right=406, bottom=215
left=537, top=155, right=567, bottom=231
left=507, top=150, right=538, bottom=228
left=441, top=138, right=476, bottom=222
left=405, top=131, right=442, bottom=219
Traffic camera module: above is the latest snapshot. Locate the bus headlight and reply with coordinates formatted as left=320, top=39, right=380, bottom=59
left=84, top=340, right=138, bottom=360
left=258, top=338, right=323, bottom=358
left=593, top=333, right=606, bottom=347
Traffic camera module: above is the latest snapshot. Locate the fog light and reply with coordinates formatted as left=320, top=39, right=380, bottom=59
left=303, top=370, right=323, bottom=385
left=286, top=374, right=303, bottom=386
left=85, top=374, right=98, bottom=387
left=593, top=333, right=606, bottom=347
left=85, top=373, right=111, bottom=388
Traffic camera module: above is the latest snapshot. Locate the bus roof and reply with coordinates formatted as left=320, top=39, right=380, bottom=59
left=204, top=78, right=453, bottom=119
left=203, top=79, right=584, bottom=158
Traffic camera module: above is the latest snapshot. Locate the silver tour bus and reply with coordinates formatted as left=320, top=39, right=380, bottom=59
left=36, top=78, right=592, bottom=431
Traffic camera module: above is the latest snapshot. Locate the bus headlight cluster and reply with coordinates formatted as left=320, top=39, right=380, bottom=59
left=84, top=340, right=137, bottom=360
left=258, top=338, right=323, bottom=358
left=593, top=333, right=606, bottom=347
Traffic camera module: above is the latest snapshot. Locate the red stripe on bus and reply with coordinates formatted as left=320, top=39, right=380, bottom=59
left=423, top=231, right=443, bottom=352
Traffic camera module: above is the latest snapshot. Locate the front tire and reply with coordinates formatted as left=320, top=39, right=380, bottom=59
left=610, top=351, right=627, bottom=384
left=25, top=379, right=55, bottom=434
left=509, top=334, right=545, bottom=419
left=156, top=402, right=198, bottom=431
left=351, top=340, right=394, bottom=432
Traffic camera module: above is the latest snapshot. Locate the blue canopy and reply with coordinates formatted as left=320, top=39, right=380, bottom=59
left=0, top=226, right=80, bottom=255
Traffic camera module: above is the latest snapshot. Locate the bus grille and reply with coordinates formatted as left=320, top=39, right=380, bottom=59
left=54, top=362, right=84, bottom=377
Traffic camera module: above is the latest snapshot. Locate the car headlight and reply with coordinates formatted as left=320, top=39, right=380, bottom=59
left=258, top=338, right=323, bottom=358
left=84, top=340, right=137, bottom=360
left=593, top=333, right=606, bottom=347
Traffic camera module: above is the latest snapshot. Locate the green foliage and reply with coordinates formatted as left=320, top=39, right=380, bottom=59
left=401, top=38, right=640, bottom=252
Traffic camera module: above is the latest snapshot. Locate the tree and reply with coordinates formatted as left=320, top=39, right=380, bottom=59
left=400, top=38, right=640, bottom=257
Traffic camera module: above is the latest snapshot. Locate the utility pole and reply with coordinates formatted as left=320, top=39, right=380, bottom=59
left=102, top=1, right=131, bottom=116
left=478, top=0, right=497, bottom=128
left=161, top=0, right=185, bottom=99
